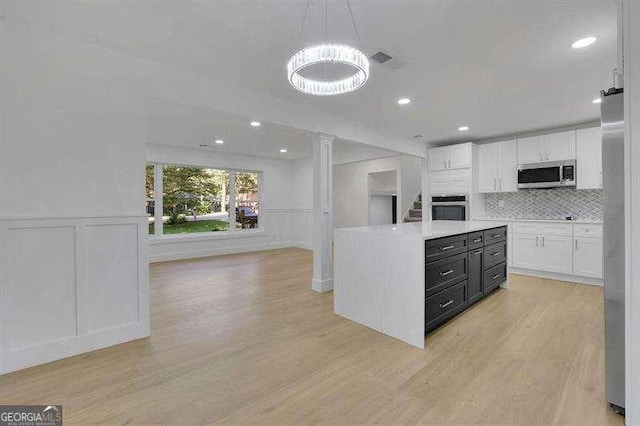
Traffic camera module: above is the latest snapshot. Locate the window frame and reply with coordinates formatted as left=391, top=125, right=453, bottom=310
left=146, top=161, right=264, bottom=241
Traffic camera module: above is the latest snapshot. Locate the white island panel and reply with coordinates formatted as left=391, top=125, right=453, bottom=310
left=334, top=225, right=425, bottom=348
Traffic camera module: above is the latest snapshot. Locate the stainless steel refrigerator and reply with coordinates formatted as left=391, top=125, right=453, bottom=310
left=601, top=88, right=625, bottom=415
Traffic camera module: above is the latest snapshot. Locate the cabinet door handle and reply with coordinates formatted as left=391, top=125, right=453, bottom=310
left=575, top=239, right=578, bottom=250
left=441, top=245, right=455, bottom=251
left=439, top=299, right=454, bottom=308
left=474, top=250, right=483, bottom=255
left=546, top=151, right=550, bottom=160
left=536, top=236, right=539, bottom=247
left=448, top=160, right=451, bottom=169
left=542, top=237, right=545, bottom=247
left=492, top=274, right=501, bottom=280
left=443, top=160, right=446, bottom=169
left=440, top=269, right=454, bottom=276
left=498, top=178, right=502, bottom=191
left=491, top=233, right=501, bottom=238
left=491, top=252, right=500, bottom=257
left=473, top=238, right=482, bottom=243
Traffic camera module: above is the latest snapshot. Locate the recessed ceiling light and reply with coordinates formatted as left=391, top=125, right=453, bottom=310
left=250, top=121, right=261, bottom=127
left=397, top=98, right=411, bottom=105
left=571, top=36, right=597, bottom=49
left=458, top=125, right=470, bottom=132
left=592, top=97, right=602, bottom=104
left=215, top=139, right=224, bottom=144
left=280, top=149, right=287, bottom=153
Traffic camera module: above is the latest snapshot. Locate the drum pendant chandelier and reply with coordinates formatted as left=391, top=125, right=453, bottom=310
left=287, top=0, right=369, bottom=96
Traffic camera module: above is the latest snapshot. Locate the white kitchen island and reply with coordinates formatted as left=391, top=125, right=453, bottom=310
left=334, top=221, right=509, bottom=348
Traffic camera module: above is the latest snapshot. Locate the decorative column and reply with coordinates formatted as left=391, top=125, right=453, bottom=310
left=310, top=132, right=335, bottom=292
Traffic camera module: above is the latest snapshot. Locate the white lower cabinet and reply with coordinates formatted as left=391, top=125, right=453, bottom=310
left=512, top=233, right=540, bottom=269
left=510, top=222, right=603, bottom=281
left=573, top=237, right=604, bottom=279
left=539, top=235, right=573, bottom=274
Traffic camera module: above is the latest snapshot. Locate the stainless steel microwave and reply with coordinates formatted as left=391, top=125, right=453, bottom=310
left=517, top=160, right=576, bottom=189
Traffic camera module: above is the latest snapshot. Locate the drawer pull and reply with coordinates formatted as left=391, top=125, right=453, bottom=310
left=473, top=238, right=482, bottom=243
left=439, top=299, right=454, bottom=308
left=490, top=233, right=501, bottom=238
left=474, top=250, right=482, bottom=255
left=440, top=269, right=454, bottom=276
left=492, top=274, right=501, bottom=280
left=491, top=252, right=500, bottom=257
left=441, top=245, right=455, bottom=251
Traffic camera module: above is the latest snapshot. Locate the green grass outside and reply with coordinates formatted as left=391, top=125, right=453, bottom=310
left=148, top=219, right=229, bottom=235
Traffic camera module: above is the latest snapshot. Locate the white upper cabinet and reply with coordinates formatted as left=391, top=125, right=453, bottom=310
left=448, top=144, right=472, bottom=170
left=497, top=140, right=518, bottom=192
left=576, top=127, right=603, bottom=189
left=477, top=140, right=517, bottom=193
left=517, top=131, right=576, bottom=164
left=478, top=143, right=498, bottom=193
left=427, top=148, right=448, bottom=171
left=428, top=143, right=471, bottom=171
left=517, top=135, right=544, bottom=164
left=544, top=131, right=576, bottom=162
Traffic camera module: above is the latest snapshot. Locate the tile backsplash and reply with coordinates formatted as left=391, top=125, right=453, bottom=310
left=483, top=189, right=603, bottom=221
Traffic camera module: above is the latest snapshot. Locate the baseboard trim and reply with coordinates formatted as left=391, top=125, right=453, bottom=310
left=149, top=241, right=311, bottom=263
left=312, top=278, right=334, bottom=292
left=510, top=267, right=603, bottom=286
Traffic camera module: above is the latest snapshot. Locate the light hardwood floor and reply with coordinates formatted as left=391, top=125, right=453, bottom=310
left=0, top=248, right=624, bottom=425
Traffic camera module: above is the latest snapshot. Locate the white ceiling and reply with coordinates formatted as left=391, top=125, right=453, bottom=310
left=146, top=98, right=399, bottom=163
left=5, top=0, right=618, bottom=145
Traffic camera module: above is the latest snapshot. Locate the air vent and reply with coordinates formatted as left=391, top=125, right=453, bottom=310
left=371, top=51, right=392, bottom=64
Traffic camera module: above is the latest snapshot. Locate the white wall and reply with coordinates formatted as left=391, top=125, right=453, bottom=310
left=0, top=19, right=149, bottom=374
left=290, top=157, right=313, bottom=249
left=369, top=196, right=394, bottom=226
left=146, top=144, right=313, bottom=261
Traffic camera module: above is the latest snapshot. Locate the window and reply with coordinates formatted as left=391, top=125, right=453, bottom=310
left=147, top=163, right=261, bottom=237
left=146, top=165, right=155, bottom=235
left=235, top=171, right=260, bottom=229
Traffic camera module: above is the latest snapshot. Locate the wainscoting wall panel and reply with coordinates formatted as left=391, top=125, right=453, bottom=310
left=0, top=216, right=149, bottom=375
left=290, top=208, right=313, bottom=250
left=86, top=223, right=140, bottom=333
left=6, top=226, right=77, bottom=351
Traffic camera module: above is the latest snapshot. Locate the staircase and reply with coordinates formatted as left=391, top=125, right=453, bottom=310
left=404, top=193, right=423, bottom=223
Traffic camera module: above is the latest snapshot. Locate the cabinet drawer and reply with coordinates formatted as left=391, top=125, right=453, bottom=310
left=513, top=222, right=541, bottom=234
left=483, top=262, right=507, bottom=295
left=483, top=227, right=507, bottom=245
left=541, top=223, right=573, bottom=236
left=425, top=252, right=467, bottom=297
left=468, top=231, right=484, bottom=249
left=425, top=234, right=468, bottom=263
left=425, top=280, right=467, bottom=332
left=573, top=224, right=603, bottom=238
left=483, top=241, right=507, bottom=269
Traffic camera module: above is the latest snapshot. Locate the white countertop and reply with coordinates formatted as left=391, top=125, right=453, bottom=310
left=473, top=217, right=603, bottom=225
left=334, top=220, right=510, bottom=240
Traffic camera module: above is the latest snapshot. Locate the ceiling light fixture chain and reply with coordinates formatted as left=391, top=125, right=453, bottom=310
left=286, top=0, right=370, bottom=96
left=298, top=0, right=311, bottom=45
left=346, top=0, right=364, bottom=50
